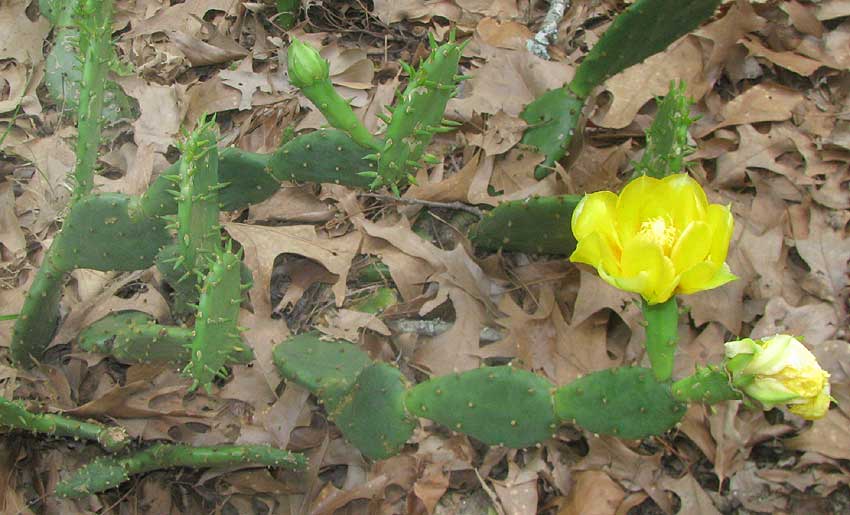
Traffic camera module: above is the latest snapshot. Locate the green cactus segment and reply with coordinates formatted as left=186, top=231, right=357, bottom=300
left=469, top=195, right=581, bottom=255
left=350, top=287, right=398, bottom=314
left=79, top=311, right=190, bottom=364
left=269, top=129, right=374, bottom=188
left=520, top=87, right=584, bottom=179
left=373, top=33, right=467, bottom=194
left=45, top=28, right=137, bottom=126
left=184, top=246, right=250, bottom=393
left=569, top=0, right=722, bottom=98
left=275, top=0, right=300, bottom=29
left=642, top=297, right=679, bottom=382
left=288, top=38, right=381, bottom=151
left=330, top=364, right=415, bottom=460
left=0, top=397, right=129, bottom=451
left=54, top=443, right=307, bottom=498
left=672, top=366, right=741, bottom=404
left=273, top=333, right=372, bottom=409
left=405, top=367, right=557, bottom=448
left=141, top=148, right=276, bottom=218
left=53, top=193, right=170, bottom=272
left=634, top=81, right=695, bottom=179
left=39, top=0, right=75, bottom=25
left=69, top=0, right=114, bottom=202
left=554, top=367, right=686, bottom=439
left=10, top=259, right=64, bottom=367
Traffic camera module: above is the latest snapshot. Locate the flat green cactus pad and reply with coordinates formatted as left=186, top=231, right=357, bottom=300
left=78, top=311, right=190, bottom=364
left=520, top=87, right=585, bottom=179
left=330, top=363, right=416, bottom=460
left=53, top=193, right=170, bottom=272
left=273, top=333, right=373, bottom=410
left=553, top=367, right=686, bottom=439
left=269, top=129, right=374, bottom=188
left=570, top=0, right=723, bottom=98
left=469, top=195, right=581, bottom=255
left=405, top=366, right=557, bottom=448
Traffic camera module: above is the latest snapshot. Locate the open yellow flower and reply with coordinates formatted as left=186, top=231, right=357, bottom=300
left=725, top=335, right=831, bottom=420
left=569, top=174, right=736, bottom=304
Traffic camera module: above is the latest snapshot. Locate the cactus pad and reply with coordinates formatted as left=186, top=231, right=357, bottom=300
left=183, top=246, right=251, bottom=392
left=520, top=87, right=585, bottom=179
left=55, top=443, right=307, bottom=498
left=405, top=366, right=557, bottom=448
left=269, top=129, right=374, bottom=188
left=633, top=81, right=695, bottom=179
left=672, top=366, right=741, bottom=404
left=10, top=259, right=64, bottom=367
left=372, top=33, right=467, bottom=193
left=51, top=193, right=170, bottom=272
left=469, top=195, right=581, bottom=255
left=554, top=367, right=686, bottom=439
left=273, top=333, right=372, bottom=409
left=569, top=0, right=722, bottom=98
left=329, top=363, right=416, bottom=460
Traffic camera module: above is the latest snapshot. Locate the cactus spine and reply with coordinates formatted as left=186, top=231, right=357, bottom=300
left=0, top=397, right=129, bottom=451
left=55, top=443, right=307, bottom=498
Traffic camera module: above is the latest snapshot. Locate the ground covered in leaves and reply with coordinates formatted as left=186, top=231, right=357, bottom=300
left=1, top=0, right=849, bottom=513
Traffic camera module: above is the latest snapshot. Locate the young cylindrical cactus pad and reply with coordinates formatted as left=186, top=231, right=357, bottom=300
left=633, top=81, right=696, bottom=179
left=329, top=363, right=416, bottom=460
left=404, top=366, right=558, bottom=448
left=469, top=195, right=581, bottom=255
left=371, top=33, right=467, bottom=193
left=553, top=367, right=686, bottom=439
left=569, top=0, right=723, bottom=98
left=519, top=87, right=585, bottom=179
left=54, top=443, right=307, bottom=498
left=183, top=245, right=252, bottom=393
left=0, top=397, right=129, bottom=452
left=272, top=332, right=373, bottom=411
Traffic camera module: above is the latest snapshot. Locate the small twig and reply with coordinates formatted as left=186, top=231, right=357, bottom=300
left=387, top=318, right=503, bottom=343
left=527, top=0, right=570, bottom=60
left=360, top=193, right=484, bottom=217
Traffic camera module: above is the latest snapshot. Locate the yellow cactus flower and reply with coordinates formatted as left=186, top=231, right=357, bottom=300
left=569, top=174, right=736, bottom=304
left=725, top=335, right=831, bottom=420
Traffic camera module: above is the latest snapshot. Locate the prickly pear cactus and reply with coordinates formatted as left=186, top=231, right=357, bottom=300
left=469, top=195, right=581, bottom=255
left=9, top=259, right=64, bottom=367
left=141, top=148, right=277, bottom=218
left=569, top=0, right=723, bottom=98
left=157, top=118, right=223, bottom=316
left=55, top=443, right=307, bottom=498
left=553, top=367, right=686, bottom=439
left=269, top=129, right=375, bottom=188
left=520, top=87, right=584, bottom=179
left=273, top=333, right=372, bottom=410
left=672, top=365, right=740, bottom=404
left=405, top=366, right=558, bottom=448
left=633, top=81, right=696, bottom=179
left=183, top=244, right=252, bottom=393
left=367, top=32, right=467, bottom=194
left=329, top=363, right=416, bottom=460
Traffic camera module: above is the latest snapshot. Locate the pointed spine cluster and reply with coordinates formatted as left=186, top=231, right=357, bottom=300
left=159, top=116, right=224, bottom=316
left=363, top=31, right=468, bottom=194
left=183, top=242, right=251, bottom=393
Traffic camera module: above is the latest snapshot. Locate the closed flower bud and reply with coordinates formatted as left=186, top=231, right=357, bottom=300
left=287, top=37, right=329, bottom=89
left=725, top=334, right=831, bottom=420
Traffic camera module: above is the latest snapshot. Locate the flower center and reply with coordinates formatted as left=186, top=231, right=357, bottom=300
left=637, top=216, right=678, bottom=253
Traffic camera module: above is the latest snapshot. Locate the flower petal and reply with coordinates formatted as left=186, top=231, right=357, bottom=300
left=706, top=203, right=734, bottom=263
left=671, top=221, right=712, bottom=274
left=788, top=382, right=831, bottom=420
left=662, top=174, right=708, bottom=231
left=615, top=175, right=667, bottom=246
left=618, top=237, right=677, bottom=304
left=571, top=191, right=620, bottom=250
left=569, top=232, right=619, bottom=274
left=677, top=261, right=737, bottom=295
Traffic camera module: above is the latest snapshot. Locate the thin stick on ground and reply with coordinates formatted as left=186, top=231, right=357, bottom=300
left=527, top=0, right=570, bottom=60
left=359, top=193, right=483, bottom=217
